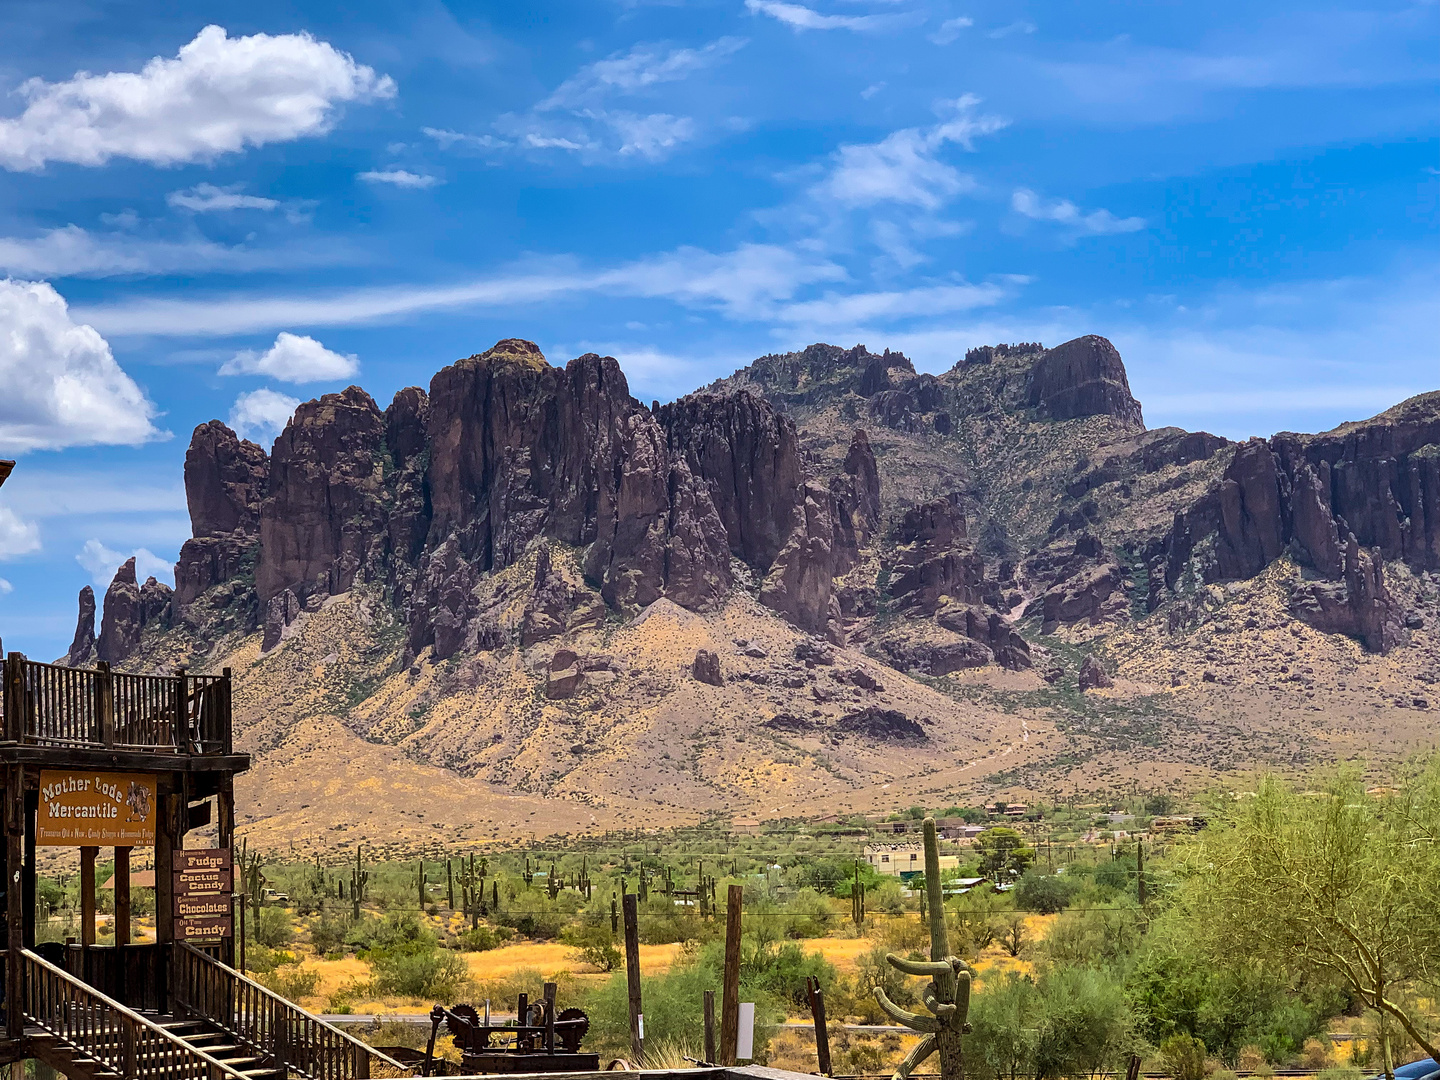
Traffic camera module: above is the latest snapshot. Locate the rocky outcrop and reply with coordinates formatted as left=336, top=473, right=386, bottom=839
left=889, top=498, right=984, bottom=614
left=837, top=706, right=926, bottom=741
left=1021, top=533, right=1129, bottom=632
left=65, top=586, right=96, bottom=666
left=262, top=589, right=300, bottom=652
left=1290, top=538, right=1408, bottom=653
left=760, top=481, right=839, bottom=637
left=96, top=559, right=171, bottom=664
left=659, top=390, right=803, bottom=570
left=1026, top=335, right=1145, bottom=428
left=692, top=649, right=723, bottom=685
left=174, top=421, right=269, bottom=605
left=935, top=604, right=1033, bottom=670
left=1078, top=654, right=1113, bottom=691
left=257, top=386, right=389, bottom=604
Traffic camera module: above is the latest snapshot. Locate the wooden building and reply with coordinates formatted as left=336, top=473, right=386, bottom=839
left=0, top=468, right=402, bottom=1080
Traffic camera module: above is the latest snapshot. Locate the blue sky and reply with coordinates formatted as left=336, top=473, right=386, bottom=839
left=0, top=0, right=1435, bottom=659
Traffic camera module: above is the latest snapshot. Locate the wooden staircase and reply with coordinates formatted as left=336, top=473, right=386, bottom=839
left=20, top=947, right=408, bottom=1080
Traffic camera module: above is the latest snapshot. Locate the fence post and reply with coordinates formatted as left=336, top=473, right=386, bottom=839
left=173, top=667, right=187, bottom=751
left=703, top=989, right=717, bottom=1064
left=97, top=661, right=114, bottom=747
left=622, top=893, right=643, bottom=1064
left=719, top=883, right=743, bottom=1066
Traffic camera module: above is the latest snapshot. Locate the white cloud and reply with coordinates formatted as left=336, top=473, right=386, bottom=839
left=773, top=281, right=1008, bottom=325
left=816, top=96, right=1007, bottom=209
left=0, top=224, right=339, bottom=278
left=76, top=539, right=173, bottom=588
left=167, top=183, right=278, bottom=212
left=79, top=243, right=847, bottom=335
left=929, top=17, right=973, bottom=45
left=860, top=82, right=887, bottom=99
left=359, top=169, right=440, bottom=188
left=988, top=20, right=1036, bottom=39
left=220, top=331, right=358, bottom=382
left=0, top=578, right=12, bottom=595
left=0, top=506, right=41, bottom=559
left=540, top=38, right=746, bottom=110
left=744, top=0, right=899, bottom=31
left=0, top=278, right=162, bottom=450
left=229, top=388, right=300, bottom=443
left=0, top=26, right=395, bottom=172
left=423, top=127, right=508, bottom=150
left=1011, top=188, right=1146, bottom=234
left=603, top=113, right=696, bottom=159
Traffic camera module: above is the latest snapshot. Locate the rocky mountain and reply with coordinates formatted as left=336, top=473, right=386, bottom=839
left=58, top=335, right=1440, bottom=847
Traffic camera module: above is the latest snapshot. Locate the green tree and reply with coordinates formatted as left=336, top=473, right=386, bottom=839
left=1015, top=871, right=1082, bottom=915
left=1187, top=761, right=1440, bottom=1063
left=975, top=828, right=1036, bottom=880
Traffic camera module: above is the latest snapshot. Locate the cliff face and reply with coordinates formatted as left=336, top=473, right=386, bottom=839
left=70, top=335, right=1440, bottom=691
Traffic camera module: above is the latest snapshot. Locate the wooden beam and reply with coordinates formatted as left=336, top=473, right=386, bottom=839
left=80, top=846, right=97, bottom=948
left=6, top=764, right=25, bottom=1040
left=114, top=847, right=131, bottom=947
left=622, top=892, right=643, bottom=1064
left=719, top=883, right=743, bottom=1066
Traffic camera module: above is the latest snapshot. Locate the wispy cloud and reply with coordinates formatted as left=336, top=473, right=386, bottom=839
left=167, top=183, right=278, bottom=212
left=540, top=37, right=746, bottom=109
left=814, top=95, right=1007, bottom=209
left=359, top=169, right=440, bottom=188
left=1011, top=188, right=1145, bottom=234
left=78, top=243, right=848, bottom=336
left=987, top=19, right=1036, bottom=39
left=423, top=127, right=507, bottom=150
left=773, top=281, right=1010, bottom=325
left=0, top=506, right=41, bottom=559
left=0, top=224, right=342, bottom=278
left=744, top=0, right=909, bottom=32
left=929, top=17, right=973, bottom=45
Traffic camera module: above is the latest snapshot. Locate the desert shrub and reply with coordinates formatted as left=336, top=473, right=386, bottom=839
left=262, top=963, right=321, bottom=1000
left=563, top=922, right=621, bottom=972
left=847, top=942, right=919, bottom=1024
left=369, top=947, right=470, bottom=999
left=1014, top=871, right=1082, bottom=915
left=948, top=891, right=1004, bottom=957
left=873, top=913, right=930, bottom=953
left=868, top=880, right=908, bottom=916
left=783, top=888, right=835, bottom=938
left=254, top=907, right=294, bottom=948
left=1316, top=1067, right=1362, bottom=1080
left=1044, top=904, right=1143, bottom=969
left=309, top=909, right=352, bottom=956
left=1160, top=1034, right=1209, bottom=1080
left=457, top=924, right=509, bottom=951
left=496, top=889, right=584, bottom=940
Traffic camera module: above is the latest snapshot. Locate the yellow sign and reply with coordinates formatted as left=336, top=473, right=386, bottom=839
left=38, top=770, right=157, bottom=847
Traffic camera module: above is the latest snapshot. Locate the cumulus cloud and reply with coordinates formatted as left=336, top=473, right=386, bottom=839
left=359, top=169, right=439, bottom=188
left=0, top=278, right=161, bottom=450
left=228, top=388, right=300, bottom=443
left=0, top=578, right=12, bottom=595
left=76, top=538, right=172, bottom=588
left=167, top=183, right=279, bottom=212
left=0, top=25, right=395, bottom=171
left=816, top=96, right=1007, bottom=209
left=0, top=506, right=41, bottom=559
left=1011, top=188, right=1146, bottom=234
left=220, top=332, right=358, bottom=382
left=930, top=17, right=973, bottom=44
left=744, top=0, right=900, bottom=31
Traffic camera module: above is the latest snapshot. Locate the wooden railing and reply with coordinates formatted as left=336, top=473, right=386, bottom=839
left=21, top=948, right=251, bottom=1080
left=175, top=943, right=408, bottom=1080
left=1, top=653, right=232, bottom=754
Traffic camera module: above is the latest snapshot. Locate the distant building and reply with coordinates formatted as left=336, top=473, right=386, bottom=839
left=864, top=843, right=962, bottom=878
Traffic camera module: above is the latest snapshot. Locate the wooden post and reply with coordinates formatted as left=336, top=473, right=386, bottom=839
left=447, top=861, right=454, bottom=910
left=719, top=883, right=743, bottom=1066
left=809, top=976, right=832, bottom=1076
left=114, top=846, right=132, bottom=946
left=703, top=989, right=717, bottom=1065
left=218, top=776, right=236, bottom=965
left=97, top=661, right=114, bottom=748
left=6, top=763, right=25, bottom=1040
left=80, top=846, right=98, bottom=947
left=622, top=892, right=643, bottom=1064
left=543, top=980, right=557, bottom=1054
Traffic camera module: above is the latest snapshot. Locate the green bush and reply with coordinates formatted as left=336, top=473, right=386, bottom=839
left=1014, top=871, right=1082, bottom=915
left=254, top=907, right=294, bottom=948
left=457, top=924, right=510, bottom=952
left=1160, top=1034, right=1209, bottom=1080
left=369, top=947, right=471, bottom=1000
left=564, top=922, right=621, bottom=972
left=309, top=909, right=352, bottom=955
left=262, top=964, right=321, bottom=1000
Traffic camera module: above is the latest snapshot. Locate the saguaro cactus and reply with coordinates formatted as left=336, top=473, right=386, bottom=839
left=874, top=817, right=973, bottom=1080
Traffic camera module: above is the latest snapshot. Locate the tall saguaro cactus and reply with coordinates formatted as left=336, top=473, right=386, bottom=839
left=874, top=817, right=973, bottom=1080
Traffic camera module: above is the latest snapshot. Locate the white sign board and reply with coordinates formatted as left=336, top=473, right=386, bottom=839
left=736, top=1002, right=755, bottom=1060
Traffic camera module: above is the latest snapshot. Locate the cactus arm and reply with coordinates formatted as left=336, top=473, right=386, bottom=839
left=873, top=988, right=940, bottom=1033
left=922, top=985, right=957, bottom=1018
left=891, top=1034, right=937, bottom=1080
left=923, top=818, right=951, bottom=960
left=954, top=968, right=972, bottom=1025
left=887, top=955, right=954, bottom=978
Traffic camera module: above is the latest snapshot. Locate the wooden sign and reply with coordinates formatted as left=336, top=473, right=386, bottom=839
left=173, top=848, right=232, bottom=940
left=176, top=849, right=231, bottom=873
left=176, top=916, right=232, bottom=941
left=176, top=895, right=232, bottom=919
left=174, top=866, right=232, bottom=896
left=38, top=770, right=156, bottom=847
